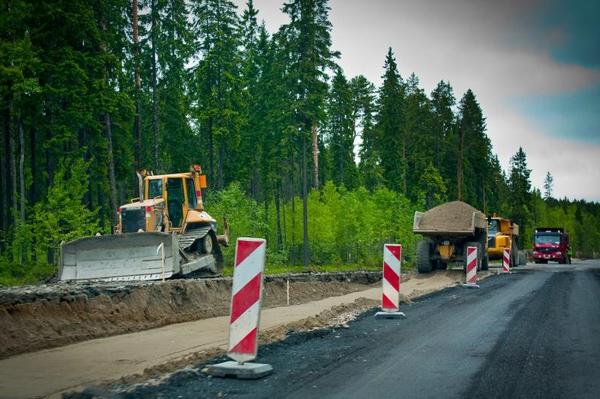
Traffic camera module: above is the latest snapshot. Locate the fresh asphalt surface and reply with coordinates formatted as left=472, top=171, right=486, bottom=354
left=73, top=260, right=600, bottom=399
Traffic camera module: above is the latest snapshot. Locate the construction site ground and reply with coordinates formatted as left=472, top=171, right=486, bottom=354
left=0, top=268, right=493, bottom=399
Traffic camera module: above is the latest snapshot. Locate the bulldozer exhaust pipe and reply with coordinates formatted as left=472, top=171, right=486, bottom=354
left=136, top=171, right=144, bottom=200
left=217, top=218, right=230, bottom=247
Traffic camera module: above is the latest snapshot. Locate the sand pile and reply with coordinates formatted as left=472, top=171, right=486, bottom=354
left=417, top=201, right=485, bottom=232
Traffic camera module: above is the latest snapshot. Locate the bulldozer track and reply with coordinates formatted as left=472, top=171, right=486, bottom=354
left=178, top=226, right=211, bottom=251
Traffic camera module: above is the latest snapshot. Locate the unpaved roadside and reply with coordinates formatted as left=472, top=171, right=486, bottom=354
left=0, top=272, right=380, bottom=359
left=0, top=270, right=481, bottom=399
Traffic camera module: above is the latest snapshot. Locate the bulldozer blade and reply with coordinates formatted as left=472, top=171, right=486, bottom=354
left=59, top=232, right=181, bottom=282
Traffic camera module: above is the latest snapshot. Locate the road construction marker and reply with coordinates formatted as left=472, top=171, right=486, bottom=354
left=462, top=246, right=480, bottom=289
left=203, top=238, right=272, bottom=379
left=375, top=244, right=406, bottom=319
left=502, top=248, right=511, bottom=274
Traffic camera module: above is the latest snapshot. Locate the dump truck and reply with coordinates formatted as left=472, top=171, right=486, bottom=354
left=487, top=214, right=520, bottom=267
left=59, top=165, right=229, bottom=281
left=413, top=201, right=489, bottom=273
left=533, top=227, right=571, bottom=264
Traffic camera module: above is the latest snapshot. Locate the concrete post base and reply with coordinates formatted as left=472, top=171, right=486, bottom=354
left=374, top=311, right=406, bottom=319
left=461, top=283, right=480, bottom=289
left=203, top=361, right=273, bottom=379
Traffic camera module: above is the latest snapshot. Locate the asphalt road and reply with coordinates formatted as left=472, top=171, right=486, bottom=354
left=72, top=260, right=600, bottom=399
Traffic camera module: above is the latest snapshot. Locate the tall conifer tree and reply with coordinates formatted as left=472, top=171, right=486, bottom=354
left=280, top=0, right=338, bottom=266
left=375, top=48, right=406, bottom=193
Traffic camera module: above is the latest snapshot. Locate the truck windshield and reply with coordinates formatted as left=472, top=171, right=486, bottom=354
left=488, top=220, right=498, bottom=235
left=535, top=234, right=560, bottom=245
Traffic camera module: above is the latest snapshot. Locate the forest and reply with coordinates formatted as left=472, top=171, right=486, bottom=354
left=1, top=0, right=600, bottom=284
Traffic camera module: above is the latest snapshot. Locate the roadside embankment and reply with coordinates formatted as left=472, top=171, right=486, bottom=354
left=0, top=272, right=381, bottom=359
left=0, top=269, right=480, bottom=399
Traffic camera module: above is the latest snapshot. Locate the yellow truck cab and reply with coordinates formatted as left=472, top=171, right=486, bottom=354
left=487, top=214, right=520, bottom=266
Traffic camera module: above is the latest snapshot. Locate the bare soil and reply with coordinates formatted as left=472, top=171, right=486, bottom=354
left=0, top=269, right=480, bottom=399
left=418, top=200, right=484, bottom=232
left=0, top=272, right=381, bottom=359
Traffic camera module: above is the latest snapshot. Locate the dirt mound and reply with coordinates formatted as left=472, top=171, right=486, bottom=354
left=417, top=201, right=485, bottom=232
left=0, top=272, right=382, bottom=359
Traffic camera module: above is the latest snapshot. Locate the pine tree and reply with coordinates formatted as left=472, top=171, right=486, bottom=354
left=350, top=75, right=381, bottom=190
left=326, top=69, right=356, bottom=188
left=456, top=89, right=490, bottom=209
left=280, top=0, right=339, bottom=266
left=543, top=171, right=554, bottom=200
left=509, top=147, right=532, bottom=230
left=375, top=48, right=406, bottom=193
left=404, top=73, right=435, bottom=200
left=430, top=80, right=456, bottom=192
left=239, top=0, right=263, bottom=198
left=417, top=162, right=447, bottom=209
left=190, top=0, right=243, bottom=189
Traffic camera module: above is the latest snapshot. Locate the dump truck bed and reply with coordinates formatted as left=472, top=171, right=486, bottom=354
left=413, top=201, right=487, bottom=236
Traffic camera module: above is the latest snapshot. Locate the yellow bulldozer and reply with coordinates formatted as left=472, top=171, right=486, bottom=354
left=59, top=165, right=229, bottom=281
left=487, top=214, right=519, bottom=267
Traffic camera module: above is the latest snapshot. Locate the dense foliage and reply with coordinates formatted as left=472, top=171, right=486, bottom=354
left=1, top=0, right=599, bottom=284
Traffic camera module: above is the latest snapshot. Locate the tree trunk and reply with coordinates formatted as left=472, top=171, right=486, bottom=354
left=18, top=117, right=25, bottom=222
left=9, top=106, right=18, bottom=228
left=105, top=114, right=118, bottom=227
left=288, top=156, right=295, bottom=260
left=29, top=126, right=36, bottom=203
left=218, top=135, right=225, bottom=190
left=302, top=132, right=309, bottom=267
left=151, top=0, right=159, bottom=172
left=132, top=0, right=142, bottom=169
left=402, top=135, right=407, bottom=195
left=2, top=105, right=10, bottom=235
left=457, top=124, right=464, bottom=201
left=208, top=118, right=214, bottom=189
left=311, top=121, right=319, bottom=189
left=482, top=184, right=486, bottom=215
left=275, top=184, right=283, bottom=251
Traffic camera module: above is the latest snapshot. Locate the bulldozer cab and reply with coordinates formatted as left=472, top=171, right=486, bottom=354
left=145, top=174, right=201, bottom=231
left=488, top=218, right=499, bottom=235
left=167, top=178, right=185, bottom=228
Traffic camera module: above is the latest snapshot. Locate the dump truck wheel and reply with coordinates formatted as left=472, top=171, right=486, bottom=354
left=416, top=240, right=433, bottom=274
left=511, top=240, right=519, bottom=267
left=481, top=253, right=489, bottom=271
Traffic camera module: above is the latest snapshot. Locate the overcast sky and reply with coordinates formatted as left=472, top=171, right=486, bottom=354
left=234, top=0, right=600, bottom=201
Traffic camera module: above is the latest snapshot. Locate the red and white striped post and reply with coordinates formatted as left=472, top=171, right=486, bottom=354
left=375, top=244, right=406, bottom=319
left=502, top=248, right=511, bottom=274
left=204, top=238, right=273, bottom=379
left=462, top=246, right=480, bottom=288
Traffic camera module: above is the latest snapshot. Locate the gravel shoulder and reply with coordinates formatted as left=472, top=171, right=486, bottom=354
left=0, top=269, right=474, bottom=399
left=0, top=272, right=381, bottom=359
left=70, top=261, right=600, bottom=399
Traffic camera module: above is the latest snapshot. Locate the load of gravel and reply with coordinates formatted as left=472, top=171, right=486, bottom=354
left=416, top=201, right=485, bottom=233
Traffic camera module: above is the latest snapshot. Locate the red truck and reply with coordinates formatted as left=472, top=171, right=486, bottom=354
left=532, top=227, right=571, bottom=264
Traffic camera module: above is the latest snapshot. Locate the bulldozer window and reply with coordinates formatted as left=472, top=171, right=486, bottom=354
left=488, top=220, right=498, bottom=235
left=148, top=179, right=163, bottom=198
left=185, top=178, right=197, bottom=209
left=167, top=178, right=184, bottom=227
